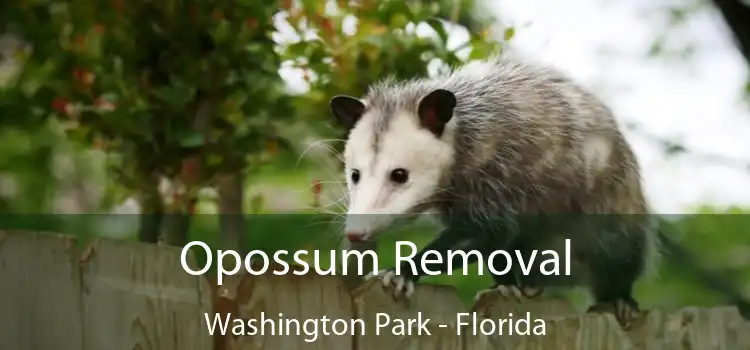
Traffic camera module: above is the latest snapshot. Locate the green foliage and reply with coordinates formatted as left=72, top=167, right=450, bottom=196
left=1, top=0, right=294, bottom=215
left=640, top=208, right=750, bottom=309
left=280, top=0, right=501, bottom=144
left=0, top=0, right=503, bottom=216
left=0, top=123, right=61, bottom=212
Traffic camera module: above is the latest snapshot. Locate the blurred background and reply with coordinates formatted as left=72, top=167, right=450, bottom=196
left=0, top=0, right=749, bottom=311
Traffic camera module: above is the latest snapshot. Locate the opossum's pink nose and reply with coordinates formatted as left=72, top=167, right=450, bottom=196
left=346, top=232, right=364, bottom=242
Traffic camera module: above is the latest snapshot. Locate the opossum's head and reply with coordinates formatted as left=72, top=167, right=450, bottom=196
left=329, top=89, right=457, bottom=242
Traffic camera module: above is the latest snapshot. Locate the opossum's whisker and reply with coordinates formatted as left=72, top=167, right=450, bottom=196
left=295, top=139, right=345, bottom=169
left=319, top=216, right=346, bottom=239
left=311, top=207, right=345, bottom=224
left=317, top=141, right=346, bottom=163
left=296, top=141, right=348, bottom=194
left=314, top=207, right=339, bottom=216
left=329, top=196, right=349, bottom=213
left=317, top=195, right=348, bottom=213
left=301, top=216, right=345, bottom=239
left=305, top=181, right=346, bottom=194
left=307, top=180, right=346, bottom=186
left=318, top=163, right=348, bottom=194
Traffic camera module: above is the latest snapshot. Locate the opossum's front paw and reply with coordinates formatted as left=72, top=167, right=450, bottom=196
left=586, top=297, right=640, bottom=330
left=365, top=268, right=416, bottom=299
left=474, top=284, right=544, bottom=303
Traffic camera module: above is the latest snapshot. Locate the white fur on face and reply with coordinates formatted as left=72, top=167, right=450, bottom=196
left=343, top=110, right=455, bottom=241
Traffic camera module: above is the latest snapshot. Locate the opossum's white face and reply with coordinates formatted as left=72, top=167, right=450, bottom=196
left=330, top=89, right=457, bottom=242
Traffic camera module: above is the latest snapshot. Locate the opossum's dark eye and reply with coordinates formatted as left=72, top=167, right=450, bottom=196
left=390, top=168, right=409, bottom=184
left=351, top=169, right=360, bottom=184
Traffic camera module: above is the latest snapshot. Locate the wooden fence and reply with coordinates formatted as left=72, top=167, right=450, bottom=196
left=1, top=230, right=749, bottom=350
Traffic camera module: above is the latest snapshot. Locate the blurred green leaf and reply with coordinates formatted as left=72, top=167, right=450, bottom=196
left=153, top=86, right=196, bottom=109
left=426, top=17, right=449, bottom=45
left=178, top=131, right=205, bottom=148
left=503, top=27, right=515, bottom=41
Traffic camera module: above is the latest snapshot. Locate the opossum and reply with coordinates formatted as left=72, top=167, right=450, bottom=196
left=329, top=55, right=750, bottom=328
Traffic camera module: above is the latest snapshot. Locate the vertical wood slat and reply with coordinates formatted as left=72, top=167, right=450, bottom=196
left=0, top=231, right=212, bottom=350
left=352, top=279, right=465, bottom=350
left=1, top=231, right=749, bottom=350
left=214, top=262, right=354, bottom=350
left=0, top=231, right=84, bottom=350
left=79, top=238, right=212, bottom=350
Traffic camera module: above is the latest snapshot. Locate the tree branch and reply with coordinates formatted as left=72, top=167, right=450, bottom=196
left=630, top=127, right=750, bottom=172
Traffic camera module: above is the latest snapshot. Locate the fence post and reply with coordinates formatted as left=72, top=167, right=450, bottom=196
left=0, top=231, right=84, bottom=350
left=78, top=238, right=212, bottom=350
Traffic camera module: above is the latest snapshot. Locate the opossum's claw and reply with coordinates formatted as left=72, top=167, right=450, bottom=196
left=364, top=269, right=389, bottom=281
left=497, top=285, right=523, bottom=302
left=614, top=298, right=640, bottom=330
left=391, top=275, right=415, bottom=299
left=520, top=285, right=544, bottom=298
left=587, top=297, right=640, bottom=330
left=370, top=268, right=416, bottom=300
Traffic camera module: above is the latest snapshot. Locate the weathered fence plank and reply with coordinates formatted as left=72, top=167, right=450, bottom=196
left=625, top=306, right=750, bottom=349
left=214, top=263, right=354, bottom=350
left=79, top=238, right=212, bottom=350
left=472, top=292, right=577, bottom=318
left=465, top=313, right=632, bottom=350
left=0, top=230, right=84, bottom=350
left=3, top=231, right=750, bottom=350
left=352, top=279, right=465, bottom=350
left=468, top=291, right=597, bottom=349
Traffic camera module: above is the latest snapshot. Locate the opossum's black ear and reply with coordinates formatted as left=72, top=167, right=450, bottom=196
left=330, top=95, right=365, bottom=130
left=418, top=89, right=456, bottom=137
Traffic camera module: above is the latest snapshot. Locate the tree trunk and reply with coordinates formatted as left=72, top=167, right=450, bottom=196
left=217, top=172, right=246, bottom=253
left=159, top=97, right=216, bottom=247
left=137, top=180, right=163, bottom=243
left=161, top=195, right=196, bottom=246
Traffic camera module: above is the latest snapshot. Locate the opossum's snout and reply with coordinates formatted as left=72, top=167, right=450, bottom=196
left=343, top=215, right=372, bottom=243
left=343, top=212, right=395, bottom=242
left=346, top=232, right=363, bottom=243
